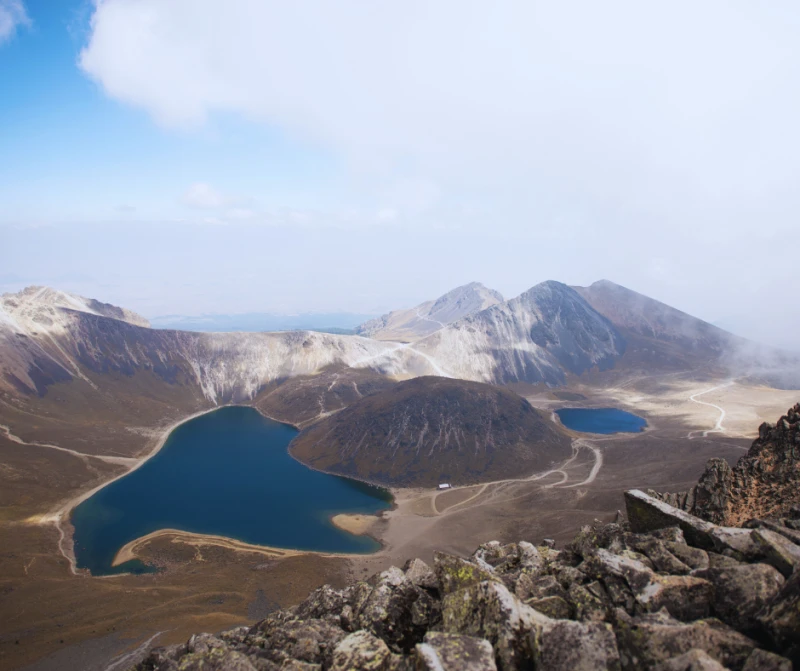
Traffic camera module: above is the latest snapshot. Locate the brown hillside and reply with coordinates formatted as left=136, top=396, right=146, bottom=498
left=289, top=376, right=572, bottom=487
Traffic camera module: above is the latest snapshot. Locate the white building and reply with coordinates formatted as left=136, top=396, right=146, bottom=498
left=437, top=483, right=452, bottom=490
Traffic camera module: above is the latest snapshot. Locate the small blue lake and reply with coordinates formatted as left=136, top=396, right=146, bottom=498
left=555, top=407, right=647, bottom=434
left=71, top=406, right=392, bottom=576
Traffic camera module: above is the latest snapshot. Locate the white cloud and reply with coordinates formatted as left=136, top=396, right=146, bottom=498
left=0, top=0, right=30, bottom=44
left=182, top=182, right=224, bottom=209
left=75, top=1, right=800, bottom=345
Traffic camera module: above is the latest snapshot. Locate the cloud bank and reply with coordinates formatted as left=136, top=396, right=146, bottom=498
left=71, top=0, right=800, bottom=348
left=0, top=0, right=29, bottom=44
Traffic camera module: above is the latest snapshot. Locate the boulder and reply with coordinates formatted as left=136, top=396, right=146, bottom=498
left=530, top=618, right=621, bottom=671
left=653, top=649, right=729, bottom=671
left=567, top=581, right=609, bottom=622
left=741, top=648, right=793, bottom=671
left=403, top=558, right=439, bottom=591
left=582, top=548, right=713, bottom=620
left=625, top=491, right=761, bottom=559
left=415, top=632, right=497, bottom=671
left=434, top=552, right=498, bottom=595
left=693, top=564, right=785, bottom=633
left=759, top=570, right=800, bottom=666
left=751, top=529, right=800, bottom=578
left=295, top=584, right=346, bottom=622
left=666, top=542, right=710, bottom=570
left=249, top=617, right=346, bottom=668
left=331, top=631, right=392, bottom=671
left=441, top=580, right=545, bottom=670
left=615, top=609, right=757, bottom=671
left=356, top=567, right=427, bottom=652
left=527, top=595, right=571, bottom=619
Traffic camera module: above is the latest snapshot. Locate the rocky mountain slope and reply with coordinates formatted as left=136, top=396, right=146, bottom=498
left=356, top=282, right=504, bottom=342
left=412, top=281, right=627, bottom=385
left=575, top=280, right=800, bottom=386
left=651, top=404, right=800, bottom=526
left=289, top=377, right=572, bottom=487
left=575, top=280, right=736, bottom=356
left=136, top=488, right=800, bottom=670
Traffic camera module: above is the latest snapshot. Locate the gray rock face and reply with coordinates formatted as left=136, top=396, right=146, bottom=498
left=693, top=564, right=784, bottom=633
left=134, top=492, right=800, bottom=671
left=416, top=632, right=497, bottom=671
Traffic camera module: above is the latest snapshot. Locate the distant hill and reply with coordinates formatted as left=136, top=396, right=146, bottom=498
left=289, top=376, right=572, bottom=487
left=355, top=282, right=503, bottom=342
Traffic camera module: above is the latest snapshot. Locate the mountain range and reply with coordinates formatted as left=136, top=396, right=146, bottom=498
left=1, top=280, right=796, bottom=410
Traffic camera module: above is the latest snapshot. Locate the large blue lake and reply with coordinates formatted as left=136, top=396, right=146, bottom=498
left=555, top=407, right=647, bottom=434
left=71, top=406, right=392, bottom=576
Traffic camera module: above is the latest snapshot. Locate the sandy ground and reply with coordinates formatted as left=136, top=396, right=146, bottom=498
left=596, top=377, right=799, bottom=438
left=112, top=529, right=304, bottom=567
left=330, top=514, right=380, bottom=536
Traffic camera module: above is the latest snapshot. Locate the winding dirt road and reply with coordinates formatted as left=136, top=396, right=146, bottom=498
left=687, top=380, right=735, bottom=439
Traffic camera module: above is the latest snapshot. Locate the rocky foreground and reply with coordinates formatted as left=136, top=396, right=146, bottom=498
left=135, top=487, right=800, bottom=670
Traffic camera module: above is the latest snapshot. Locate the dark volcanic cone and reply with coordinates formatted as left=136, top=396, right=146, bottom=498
left=289, top=376, right=572, bottom=487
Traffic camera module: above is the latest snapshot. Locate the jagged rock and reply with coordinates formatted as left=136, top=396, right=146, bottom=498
left=529, top=618, right=621, bottom=671
left=515, top=573, right=567, bottom=602
left=751, top=528, right=800, bottom=577
left=527, top=595, right=571, bottom=619
left=759, top=570, right=800, bottom=666
left=625, top=490, right=761, bottom=559
left=402, top=558, right=439, bottom=591
left=693, top=564, right=785, bottom=633
left=650, top=527, right=687, bottom=544
left=169, top=648, right=259, bottom=671
left=666, top=542, right=710, bottom=570
left=331, top=631, right=392, bottom=671
left=745, top=518, right=800, bottom=546
left=441, top=580, right=544, bottom=670
left=567, top=581, right=608, bottom=622
left=653, top=405, right=800, bottom=526
left=249, top=616, right=346, bottom=667
left=516, top=541, right=544, bottom=573
left=295, top=584, right=345, bottom=623
left=615, top=609, right=756, bottom=671
left=542, top=539, right=556, bottom=549
left=415, top=632, right=497, bottom=670
left=567, top=522, right=626, bottom=559
left=435, top=552, right=498, bottom=595
left=582, top=548, right=713, bottom=620
left=653, top=649, right=729, bottom=671
left=741, top=648, right=793, bottom=671
left=357, top=567, right=427, bottom=652
left=626, top=535, right=692, bottom=575
left=707, top=553, right=744, bottom=569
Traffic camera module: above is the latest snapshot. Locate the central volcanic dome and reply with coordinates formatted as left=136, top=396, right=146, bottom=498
left=289, top=376, right=572, bottom=487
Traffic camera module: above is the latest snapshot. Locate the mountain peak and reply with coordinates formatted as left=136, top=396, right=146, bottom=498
left=0, top=285, right=150, bottom=332
left=356, top=282, right=503, bottom=341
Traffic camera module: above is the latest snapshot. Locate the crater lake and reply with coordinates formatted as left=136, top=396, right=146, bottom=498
left=71, top=406, right=392, bottom=576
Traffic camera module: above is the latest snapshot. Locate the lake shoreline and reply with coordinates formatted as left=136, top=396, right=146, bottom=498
left=69, top=405, right=394, bottom=576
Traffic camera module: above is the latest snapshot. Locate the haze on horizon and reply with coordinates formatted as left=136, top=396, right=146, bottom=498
left=1, top=1, right=799, bottom=351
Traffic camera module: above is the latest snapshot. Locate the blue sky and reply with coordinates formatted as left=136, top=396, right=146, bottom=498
left=1, top=1, right=799, bottom=350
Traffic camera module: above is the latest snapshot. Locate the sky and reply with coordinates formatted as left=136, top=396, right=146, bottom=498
left=1, top=0, right=799, bottom=350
